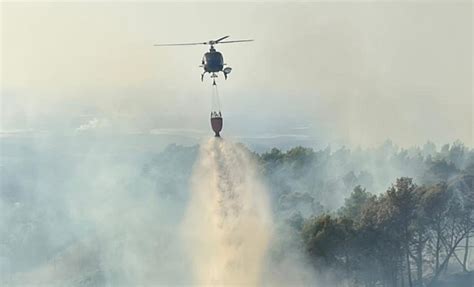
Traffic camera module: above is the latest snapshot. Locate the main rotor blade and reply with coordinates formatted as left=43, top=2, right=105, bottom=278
left=154, top=42, right=206, bottom=46
left=218, top=39, right=254, bottom=44
left=214, top=35, right=230, bottom=43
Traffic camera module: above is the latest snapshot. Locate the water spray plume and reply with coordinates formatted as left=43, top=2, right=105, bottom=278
left=182, top=138, right=273, bottom=286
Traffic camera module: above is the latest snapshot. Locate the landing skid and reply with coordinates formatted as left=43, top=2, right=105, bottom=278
left=201, top=71, right=228, bottom=82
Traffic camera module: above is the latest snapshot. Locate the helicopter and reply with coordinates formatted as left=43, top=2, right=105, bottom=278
left=154, top=36, right=253, bottom=82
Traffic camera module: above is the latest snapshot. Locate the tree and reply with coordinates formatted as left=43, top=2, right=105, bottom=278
left=419, top=183, right=451, bottom=282
left=359, top=193, right=405, bottom=287
left=338, top=185, right=375, bottom=223
left=386, top=178, right=419, bottom=287
left=302, top=215, right=356, bottom=283
left=447, top=174, right=474, bottom=273
left=423, top=160, right=459, bottom=184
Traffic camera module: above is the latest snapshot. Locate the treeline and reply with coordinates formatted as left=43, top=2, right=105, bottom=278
left=300, top=177, right=473, bottom=287
left=257, top=140, right=473, bottom=216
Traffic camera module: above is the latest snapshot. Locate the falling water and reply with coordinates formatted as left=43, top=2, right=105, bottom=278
left=182, top=138, right=272, bottom=286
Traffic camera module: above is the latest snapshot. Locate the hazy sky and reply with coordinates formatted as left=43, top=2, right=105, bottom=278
left=1, top=1, right=472, bottom=147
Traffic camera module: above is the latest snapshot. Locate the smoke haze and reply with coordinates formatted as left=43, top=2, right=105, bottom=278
left=2, top=1, right=472, bottom=147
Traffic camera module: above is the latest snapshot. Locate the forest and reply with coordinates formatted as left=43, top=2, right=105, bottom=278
left=145, top=140, right=473, bottom=286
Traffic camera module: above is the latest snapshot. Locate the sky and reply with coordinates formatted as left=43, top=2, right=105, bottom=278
left=1, top=1, right=472, bottom=148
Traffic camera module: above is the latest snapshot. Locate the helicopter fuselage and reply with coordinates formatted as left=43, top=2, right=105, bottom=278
left=201, top=47, right=232, bottom=81
left=202, top=48, right=224, bottom=72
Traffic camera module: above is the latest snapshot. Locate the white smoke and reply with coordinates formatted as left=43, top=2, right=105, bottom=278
left=76, top=118, right=110, bottom=132
left=182, top=138, right=273, bottom=286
